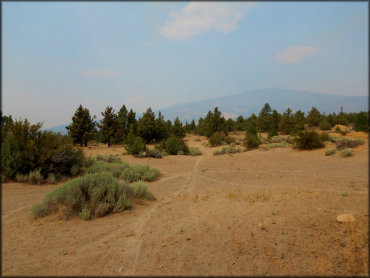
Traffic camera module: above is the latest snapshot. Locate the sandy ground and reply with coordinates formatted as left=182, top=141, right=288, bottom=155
left=2, top=131, right=369, bottom=276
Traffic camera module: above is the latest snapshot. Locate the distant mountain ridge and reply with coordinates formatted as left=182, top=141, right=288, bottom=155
left=49, top=88, right=368, bottom=134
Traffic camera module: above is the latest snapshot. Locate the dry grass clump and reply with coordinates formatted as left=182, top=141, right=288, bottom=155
left=341, top=148, right=353, bottom=157
left=16, top=170, right=44, bottom=185
left=325, top=148, right=336, bottom=156
left=85, top=161, right=130, bottom=179
left=266, top=142, right=292, bottom=149
left=213, top=146, right=241, bottom=155
left=30, top=172, right=155, bottom=220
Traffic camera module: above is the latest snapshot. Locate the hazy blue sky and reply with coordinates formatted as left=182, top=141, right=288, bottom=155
left=3, top=1, right=368, bottom=128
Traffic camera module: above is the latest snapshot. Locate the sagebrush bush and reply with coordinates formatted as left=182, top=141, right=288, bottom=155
left=70, top=164, right=81, bottom=176
left=130, top=181, right=156, bottom=200
left=214, top=147, right=241, bottom=155
left=335, top=126, right=347, bottom=135
left=208, top=132, right=226, bottom=147
left=83, top=157, right=96, bottom=168
left=325, top=148, right=336, bottom=156
left=188, top=147, right=202, bottom=156
left=336, top=138, right=364, bottom=150
left=270, top=136, right=283, bottom=143
left=244, top=135, right=261, bottom=150
left=85, top=161, right=129, bottom=179
left=165, top=135, right=189, bottom=155
left=341, top=148, right=353, bottom=157
left=145, top=149, right=163, bottom=158
left=30, top=172, right=155, bottom=220
left=28, top=170, right=44, bottom=185
left=96, top=154, right=122, bottom=163
left=294, top=131, right=325, bottom=150
left=120, top=164, right=160, bottom=182
left=267, top=142, right=291, bottom=148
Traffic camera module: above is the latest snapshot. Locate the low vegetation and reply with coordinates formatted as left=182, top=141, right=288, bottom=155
left=188, top=147, right=202, bottom=156
left=294, top=131, right=326, bottom=150
left=214, top=146, right=241, bottom=156
left=341, top=148, right=354, bottom=157
left=336, top=138, right=364, bottom=150
left=30, top=172, right=155, bottom=220
left=325, top=148, right=336, bottom=156
left=165, top=135, right=189, bottom=155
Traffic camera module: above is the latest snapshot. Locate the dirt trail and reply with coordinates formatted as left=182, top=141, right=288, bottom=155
left=2, top=132, right=368, bottom=276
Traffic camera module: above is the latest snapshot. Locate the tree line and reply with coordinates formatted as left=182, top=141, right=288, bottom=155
left=66, top=103, right=369, bottom=147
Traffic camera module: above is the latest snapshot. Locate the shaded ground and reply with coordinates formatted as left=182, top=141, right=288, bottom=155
left=2, top=131, right=368, bottom=276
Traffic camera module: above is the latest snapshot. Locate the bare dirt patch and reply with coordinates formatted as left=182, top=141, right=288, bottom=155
left=2, top=133, right=368, bottom=276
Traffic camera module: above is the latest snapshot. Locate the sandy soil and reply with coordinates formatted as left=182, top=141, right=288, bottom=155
left=2, top=132, right=369, bottom=276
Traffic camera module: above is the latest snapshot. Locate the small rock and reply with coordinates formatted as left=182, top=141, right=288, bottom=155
left=186, top=238, right=191, bottom=241
left=258, top=222, right=265, bottom=230
left=271, top=220, right=276, bottom=224
left=336, top=214, right=355, bottom=223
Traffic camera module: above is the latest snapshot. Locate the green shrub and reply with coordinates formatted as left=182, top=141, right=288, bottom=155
left=96, top=154, right=122, bottom=163
left=28, top=170, right=44, bottom=185
left=213, top=147, right=241, bottom=155
left=165, top=135, right=189, bottom=155
left=270, top=136, right=283, bottom=143
left=325, top=148, right=336, bottom=156
left=244, top=135, right=261, bottom=150
left=120, top=164, right=160, bottom=182
left=30, top=203, right=50, bottom=219
left=224, top=136, right=236, bottom=145
left=83, top=157, right=96, bottom=168
left=319, top=120, right=332, bottom=130
left=267, top=142, right=291, bottom=148
left=319, top=132, right=331, bottom=142
left=294, top=131, right=325, bottom=150
left=130, top=181, right=156, bottom=200
left=188, top=147, right=202, bottom=156
left=70, top=164, right=81, bottom=176
left=208, top=132, right=226, bottom=147
left=126, top=137, right=146, bottom=155
left=341, top=148, right=353, bottom=157
left=335, top=126, right=347, bottom=136
left=79, top=206, right=91, bottom=220
left=47, top=173, right=57, bottom=184
left=85, top=161, right=129, bottom=179
left=336, top=138, right=365, bottom=150
left=30, top=172, right=155, bottom=220
left=145, top=149, right=163, bottom=158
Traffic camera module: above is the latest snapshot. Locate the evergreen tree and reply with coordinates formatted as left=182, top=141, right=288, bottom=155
left=278, top=108, right=295, bottom=135
left=336, top=106, right=348, bottom=125
left=115, top=105, right=129, bottom=142
left=66, top=105, right=96, bottom=147
left=171, top=117, right=186, bottom=138
left=306, top=107, right=322, bottom=127
left=154, top=111, right=167, bottom=141
left=190, top=120, right=196, bottom=132
left=294, top=110, right=306, bottom=132
left=235, top=115, right=245, bottom=131
left=203, top=107, right=227, bottom=138
left=354, top=111, right=369, bottom=132
left=257, top=103, right=273, bottom=133
left=136, top=107, right=156, bottom=143
left=98, top=106, right=118, bottom=147
left=127, top=109, right=137, bottom=133
left=225, top=118, right=235, bottom=132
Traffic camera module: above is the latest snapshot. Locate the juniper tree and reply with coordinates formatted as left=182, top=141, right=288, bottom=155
left=66, top=105, right=96, bottom=147
left=306, top=107, right=322, bottom=127
left=257, top=103, right=273, bottom=134
left=98, top=106, right=118, bottom=147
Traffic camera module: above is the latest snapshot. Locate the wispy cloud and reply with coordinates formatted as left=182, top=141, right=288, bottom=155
left=160, top=2, right=257, bottom=40
left=222, top=112, right=238, bottom=120
left=81, top=70, right=117, bottom=78
left=275, top=45, right=318, bottom=64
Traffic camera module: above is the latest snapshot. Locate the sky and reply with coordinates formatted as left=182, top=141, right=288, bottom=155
left=2, top=1, right=368, bottom=128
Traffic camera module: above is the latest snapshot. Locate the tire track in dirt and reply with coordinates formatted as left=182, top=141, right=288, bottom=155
left=127, top=156, right=203, bottom=275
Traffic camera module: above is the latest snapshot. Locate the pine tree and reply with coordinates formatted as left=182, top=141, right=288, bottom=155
left=66, top=105, right=96, bottom=147
left=136, top=107, right=156, bottom=143
left=115, top=105, right=129, bottom=142
left=171, top=117, right=185, bottom=138
left=257, top=103, right=273, bottom=133
left=98, top=106, right=118, bottom=147
left=354, top=111, right=369, bottom=132
left=306, top=107, right=322, bottom=127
